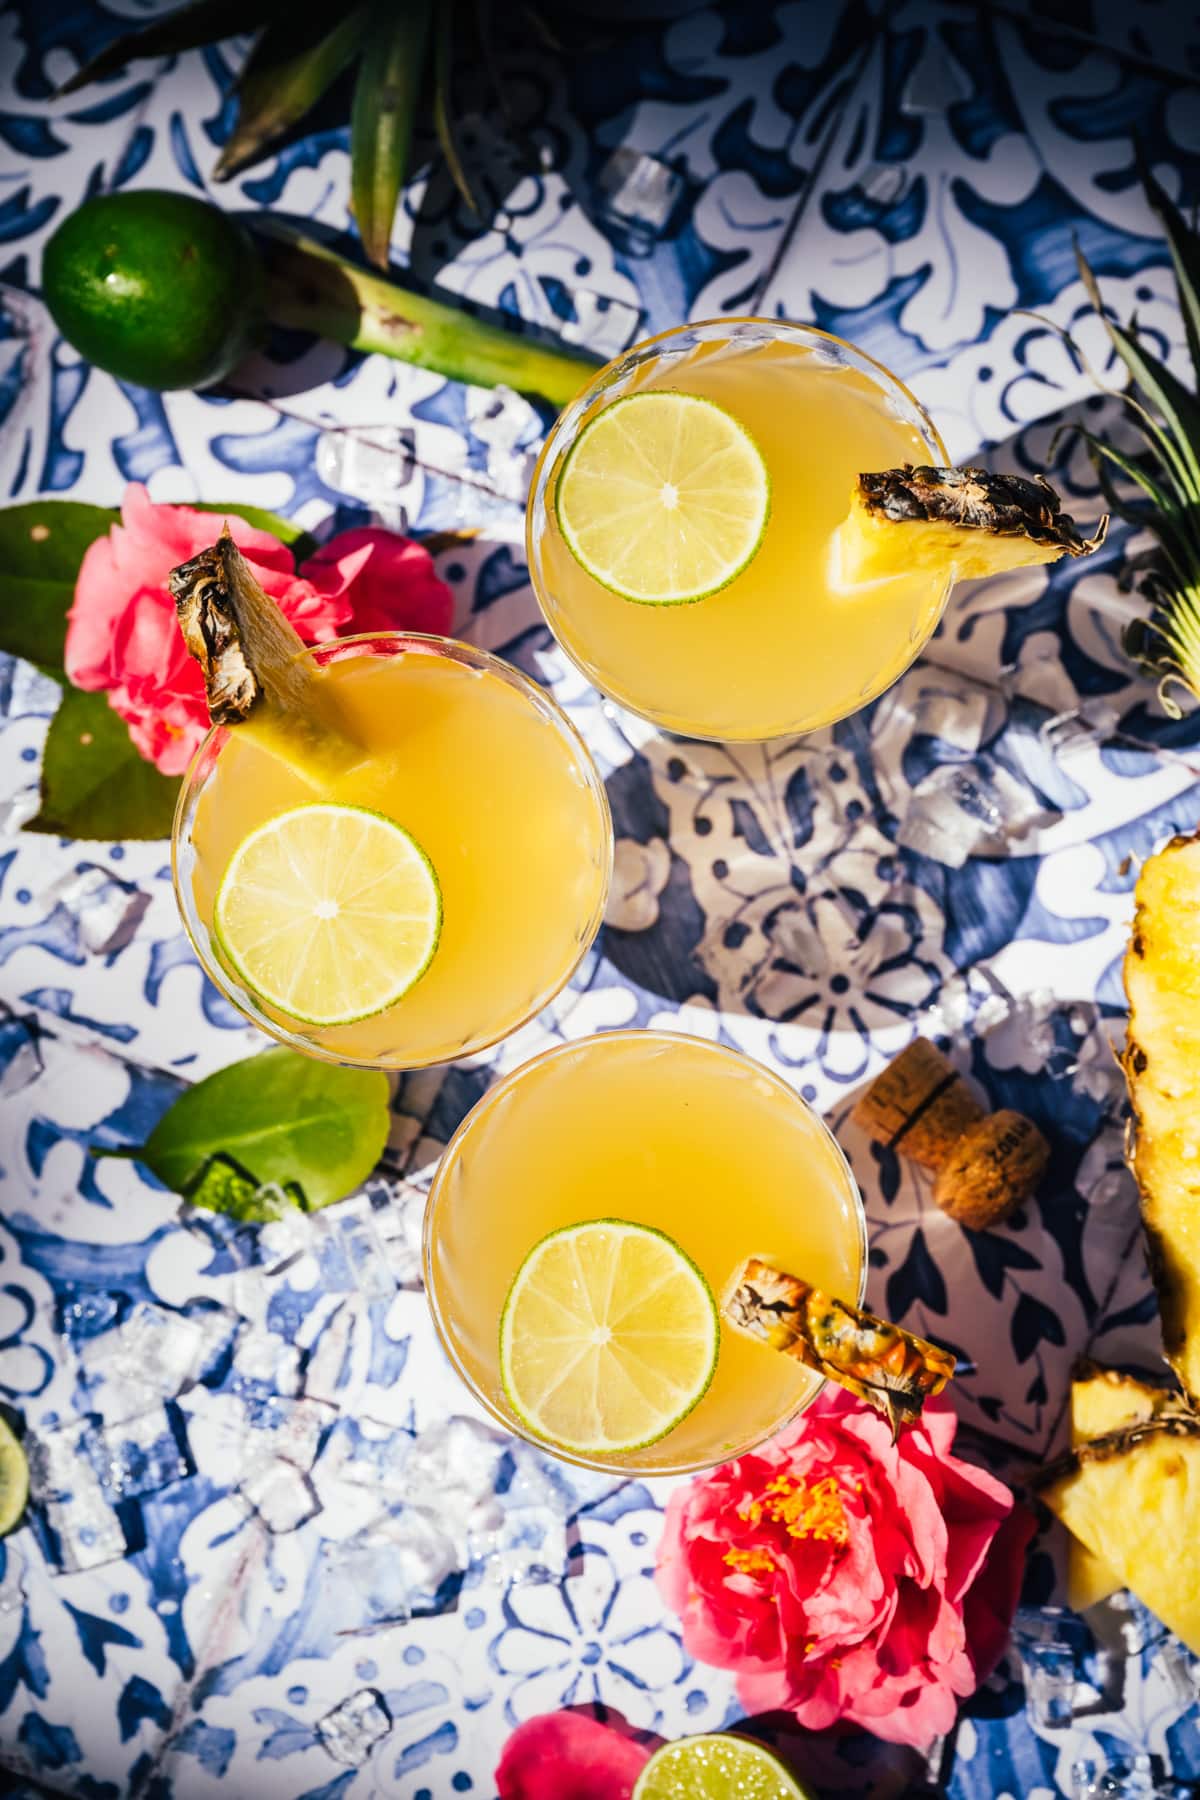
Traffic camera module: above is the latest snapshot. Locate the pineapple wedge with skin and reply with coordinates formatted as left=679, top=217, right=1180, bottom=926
left=834, top=465, right=1107, bottom=586
left=1039, top=1414, right=1200, bottom=1653
left=1066, top=1365, right=1179, bottom=1611
left=1123, top=834, right=1200, bottom=1406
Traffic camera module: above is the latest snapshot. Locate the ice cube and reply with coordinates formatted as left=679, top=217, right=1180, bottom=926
left=593, top=147, right=685, bottom=255
left=469, top=1501, right=568, bottom=1587
left=396, top=1417, right=504, bottom=1539
left=267, top=1398, right=333, bottom=1473
left=898, top=759, right=1054, bottom=867
left=242, top=1458, right=320, bottom=1534
left=316, top=425, right=415, bottom=529
left=230, top=1326, right=302, bottom=1399
left=39, top=862, right=150, bottom=956
left=1073, top=1753, right=1182, bottom=1797
left=0, top=1542, right=27, bottom=1618
left=304, top=1300, right=361, bottom=1407
left=0, top=1015, right=42, bottom=1098
left=27, top=1421, right=126, bottom=1573
left=363, top=1177, right=425, bottom=1289
left=331, top=1209, right=396, bottom=1303
left=1013, top=1607, right=1086, bottom=1729
left=346, top=1506, right=460, bottom=1610
left=316, top=1688, right=392, bottom=1767
left=87, top=1403, right=194, bottom=1499
left=78, top=1304, right=208, bottom=1423
left=322, top=1416, right=414, bottom=1492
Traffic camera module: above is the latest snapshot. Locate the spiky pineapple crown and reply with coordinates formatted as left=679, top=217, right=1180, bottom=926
left=1071, top=159, right=1200, bottom=714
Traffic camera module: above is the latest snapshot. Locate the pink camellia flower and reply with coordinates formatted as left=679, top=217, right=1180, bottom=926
left=495, top=1711, right=651, bottom=1800
left=64, top=485, right=454, bottom=777
left=656, top=1390, right=1033, bottom=1751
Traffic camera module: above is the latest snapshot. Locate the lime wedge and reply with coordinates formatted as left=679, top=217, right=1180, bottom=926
left=213, top=803, right=442, bottom=1028
left=633, top=1736, right=814, bottom=1800
left=0, top=1417, right=29, bottom=1536
left=555, top=391, right=770, bottom=604
left=499, top=1219, right=718, bottom=1455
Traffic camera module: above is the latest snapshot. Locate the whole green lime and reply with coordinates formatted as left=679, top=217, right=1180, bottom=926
left=42, top=189, right=266, bottom=391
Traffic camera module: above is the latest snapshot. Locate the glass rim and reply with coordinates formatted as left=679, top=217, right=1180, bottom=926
left=525, top=314, right=951, bottom=744
left=170, top=630, right=614, bottom=1071
left=422, top=1026, right=870, bottom=1477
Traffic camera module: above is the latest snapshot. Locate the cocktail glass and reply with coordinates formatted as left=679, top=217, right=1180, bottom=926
left=527, top=317, right=950, bottom=742
left=424, top=1029, right=867, bottom=1476
left=173, top=633, right=612, bottom=1069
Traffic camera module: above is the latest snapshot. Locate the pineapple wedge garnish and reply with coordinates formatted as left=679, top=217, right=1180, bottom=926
left=169, top=528, right=362, bottom=781
left=1039, top=1409, right=1200, bottom=1651
left=834, top=465, right=1107, bottom=586
left=1065, top=1364, right=1179, bottom=1611
left=1123, top=833, right=1200, bottom=1406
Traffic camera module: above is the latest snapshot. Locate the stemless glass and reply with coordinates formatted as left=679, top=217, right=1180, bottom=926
left=173, top=633, right=612, bottom=1069
left=424, top=1030, right=867, bottom=1477
left=527, top=316, right=951, bottom=742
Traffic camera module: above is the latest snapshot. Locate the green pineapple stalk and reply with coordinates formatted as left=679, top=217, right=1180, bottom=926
left=1072, top=162, right=1200, bottom=712
left=58, top=0, right=495, bottom=269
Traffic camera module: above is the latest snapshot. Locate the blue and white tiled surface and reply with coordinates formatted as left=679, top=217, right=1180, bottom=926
left=3, top=1, right=1200, bottom=1794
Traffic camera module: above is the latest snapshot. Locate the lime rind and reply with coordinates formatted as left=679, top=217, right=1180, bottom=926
left=632, top=1735, right=812, bottom=1800
left=0, top=1417, right=29, bottom=1537
left=555, top=390, right=771, bottom=606
left=213, top=802, right=442, bottom=1029
left=499, top=1217, right=719, bottom=1456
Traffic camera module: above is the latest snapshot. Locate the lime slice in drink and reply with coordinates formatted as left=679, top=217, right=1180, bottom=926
left=633, top=1735, right=815, bottom=1800
left=499, top=1219, right=719, bottom=1455
left=214, top=803, right=442, bottom=1028
left=0, top=1417, right=29, bottom=1536
left=555, top=391, right=770, bottom=604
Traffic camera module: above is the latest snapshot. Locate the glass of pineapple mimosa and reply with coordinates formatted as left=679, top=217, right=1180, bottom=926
left=173, top=634, right=612, bottom=1068
left=527, top=317, right=950, bottom=742
left=424, top=1030, right=866, bottom=1476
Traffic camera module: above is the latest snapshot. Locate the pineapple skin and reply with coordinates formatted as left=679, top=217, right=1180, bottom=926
left=1066, top=1365, right=1178, bottom=1610
left=1123, top=835, right=1200, bottom=1407
left=1041, top=1416, right=1200, bottom=1653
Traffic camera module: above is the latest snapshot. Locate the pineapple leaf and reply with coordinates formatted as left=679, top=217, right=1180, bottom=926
left=433, top=2, right=479, bottom=214
left=350, top=0, right=434, bottom=269
left=215, top=7, right=370, bottom=180
left=1075, top=429, right=1193, bottom=578
left=1077, top=245, right=1200, bottom=503
left=57, top=0, right=284, bottom=95
left=1138, top=148, right=1200, bottom=380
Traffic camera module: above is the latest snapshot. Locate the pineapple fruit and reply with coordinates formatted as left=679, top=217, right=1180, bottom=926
left=835, top=465, right=1107, bottom=586
left=1122, top=833, right=1200, bottom=1406
left=1064, top=1365, right=1179, bottom=1611
left=1039, top=1394, right=1200, bottom=1652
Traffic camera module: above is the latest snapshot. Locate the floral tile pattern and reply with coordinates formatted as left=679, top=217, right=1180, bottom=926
left=2, top=0, right=1200, bottom=1794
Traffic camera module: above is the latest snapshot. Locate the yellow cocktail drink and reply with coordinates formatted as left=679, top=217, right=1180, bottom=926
left=527, top=318, right=949, bottom=741
left=174, top=635, right=611, bottom=1067
left=424, top=1030, right=866, bottom=1475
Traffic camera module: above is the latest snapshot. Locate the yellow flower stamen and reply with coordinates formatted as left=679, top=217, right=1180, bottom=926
left=723, top=1545, right=777, bottom=1578
left=728, top=1473, right=850, bottom=1576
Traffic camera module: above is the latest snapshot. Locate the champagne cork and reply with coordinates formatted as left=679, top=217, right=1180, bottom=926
left=852, top=1038, right=1049, bottom=1229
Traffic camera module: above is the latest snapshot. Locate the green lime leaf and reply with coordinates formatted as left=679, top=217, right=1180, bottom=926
left=30, top=685, right=179, bottom=840
left=0, top=499, right=117, bottom=675
left=140, top=1046, right=391, bottom=1209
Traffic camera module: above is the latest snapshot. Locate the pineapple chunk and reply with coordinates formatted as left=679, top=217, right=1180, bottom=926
left=1041, top=1415, right=1200, bottom=1652
left=833, top=465, right=1107, bottom=586
left=1066, top=1366, right=1178, bottom=1610
left=1123, top=835, right=1200, bottom=1405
